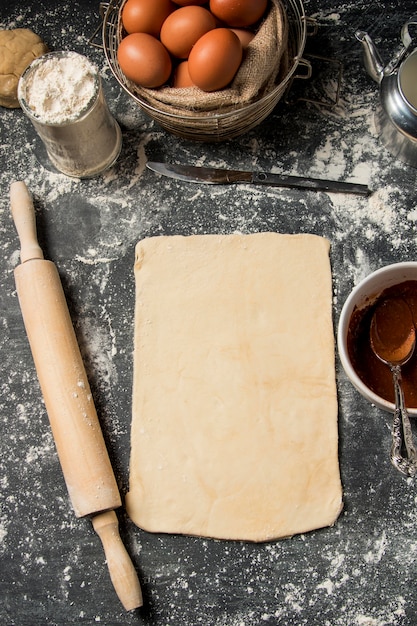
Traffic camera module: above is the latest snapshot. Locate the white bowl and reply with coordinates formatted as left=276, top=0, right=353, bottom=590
left=337, top=261, right=417, bottom=416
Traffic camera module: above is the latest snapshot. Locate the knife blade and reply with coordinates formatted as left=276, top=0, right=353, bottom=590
left=146, top=161, right=371, bottom=196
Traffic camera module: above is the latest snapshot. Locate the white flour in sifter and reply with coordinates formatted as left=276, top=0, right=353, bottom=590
left=22, top=52, right=97, bottom=124
left=18, top=51, right=122, bottom=177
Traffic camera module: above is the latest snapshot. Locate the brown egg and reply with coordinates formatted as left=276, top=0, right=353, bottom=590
left=173, top=61, right=195, bottom=87
left=121, top=0, right=175, bottom=36
left=209, top=0, right=268, bottom=27
left=117, top=33, right=172, bottom=87
left=160, top=6, right=216, bottom=59
left=229, top=28, right=255, bottom=48
left=188, top=28, right=242, bottom=92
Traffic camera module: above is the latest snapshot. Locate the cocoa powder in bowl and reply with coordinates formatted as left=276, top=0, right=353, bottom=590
left=347, top=280, right=417, bottom=407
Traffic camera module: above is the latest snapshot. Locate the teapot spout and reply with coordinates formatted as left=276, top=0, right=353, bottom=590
left=356, top=30, right=385, bottom=83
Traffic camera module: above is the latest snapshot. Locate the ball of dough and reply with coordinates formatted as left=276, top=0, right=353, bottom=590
left=0, top=28, right=48, bottom=108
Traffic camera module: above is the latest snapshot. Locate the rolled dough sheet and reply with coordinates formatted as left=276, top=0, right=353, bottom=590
left=126, top=232, right=343, bottom=542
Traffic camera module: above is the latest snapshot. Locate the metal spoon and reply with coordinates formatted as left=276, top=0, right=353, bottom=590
left=370, top=297, right=417, bottom=477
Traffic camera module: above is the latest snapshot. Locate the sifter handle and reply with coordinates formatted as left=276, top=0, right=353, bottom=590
left=10, top=181, right=44, bottom=263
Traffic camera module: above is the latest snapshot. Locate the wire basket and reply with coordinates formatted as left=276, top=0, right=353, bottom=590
left=101, top=0, right=309, bottom=141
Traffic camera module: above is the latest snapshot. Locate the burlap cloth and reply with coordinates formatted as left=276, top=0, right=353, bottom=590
left=117, top=0, right=289, bottom=117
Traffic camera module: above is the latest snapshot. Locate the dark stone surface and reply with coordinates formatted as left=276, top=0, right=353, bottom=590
left=1, top=1, right=417, bottom=624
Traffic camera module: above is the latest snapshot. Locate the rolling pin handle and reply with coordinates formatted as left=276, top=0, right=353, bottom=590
left=10, top=181, right=44, bottom=263
left=92, top=510, right=143, bottom=611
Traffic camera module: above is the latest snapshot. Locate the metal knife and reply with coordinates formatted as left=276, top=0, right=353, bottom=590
left=146, top=162, right=371, bottom=196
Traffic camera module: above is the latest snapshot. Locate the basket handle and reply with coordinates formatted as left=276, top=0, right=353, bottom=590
left=292, top=58, right=313, bottom=81
left=286, top=54, right=343, bottom=109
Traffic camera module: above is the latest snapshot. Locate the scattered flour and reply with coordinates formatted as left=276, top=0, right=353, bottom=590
left=2, top=3, right=417, bottom=625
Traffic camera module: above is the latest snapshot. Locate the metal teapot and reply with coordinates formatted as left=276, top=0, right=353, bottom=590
left=356, top=17, right=417, bottom=167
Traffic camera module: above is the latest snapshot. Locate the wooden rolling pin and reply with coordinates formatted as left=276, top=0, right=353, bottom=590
left=10, top=181, right=143, bottom=611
